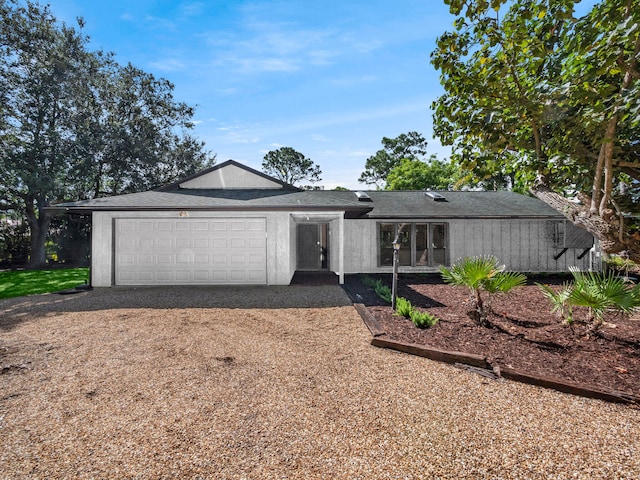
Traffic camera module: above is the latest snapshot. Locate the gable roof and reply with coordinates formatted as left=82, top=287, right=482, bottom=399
left=158, top=160, right=301, bottom=191
left=48, top=161, right=563, bottom=219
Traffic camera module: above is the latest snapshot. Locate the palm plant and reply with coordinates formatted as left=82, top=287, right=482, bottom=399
left=571, top=267, right=640, bottom=329
left=538, top=281, right=574, bottom=324
left=538, top=267, right=640, bottom=332
left=440, top=256, right=526, bottom=326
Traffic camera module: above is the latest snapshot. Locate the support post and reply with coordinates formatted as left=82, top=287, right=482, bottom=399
left=391, top=236, right=400, bottom=310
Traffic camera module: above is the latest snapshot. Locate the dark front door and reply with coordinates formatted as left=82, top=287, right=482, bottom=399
left=296, top=223, right=328, bottom=271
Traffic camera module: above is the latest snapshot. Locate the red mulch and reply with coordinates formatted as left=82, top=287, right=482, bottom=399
left=345, top=274, right=640, bottom=397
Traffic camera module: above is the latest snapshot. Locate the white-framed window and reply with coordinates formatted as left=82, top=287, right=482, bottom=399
left=378, top=222, right=448, bottom=267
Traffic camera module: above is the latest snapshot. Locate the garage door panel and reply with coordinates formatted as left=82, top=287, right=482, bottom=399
left=194, top=238, right=209, bottom=248
left=194, top=253, right=209, bottom=263
left=115, top=218, right=266, bottom=285
left=176, top=253, right=192, bottom=264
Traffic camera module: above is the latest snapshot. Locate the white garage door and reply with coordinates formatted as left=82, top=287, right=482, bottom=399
left=115, top=218, right=267, bottom=285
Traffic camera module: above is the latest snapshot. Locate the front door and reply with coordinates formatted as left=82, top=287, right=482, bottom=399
left=296, top=223, right=329, bottom=271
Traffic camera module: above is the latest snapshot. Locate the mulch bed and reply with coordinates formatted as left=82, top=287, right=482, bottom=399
left=344, top=274, right=640, bottom=400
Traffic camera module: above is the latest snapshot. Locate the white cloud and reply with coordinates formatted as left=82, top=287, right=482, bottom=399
left=232, top=56, right=300, bottom=73
left=311, top=134, right=331, bottom=142
left=216, top=87, right=239, bottom=95
left=143, top=15, right=177, bottom=31
left=198, top=11, right=387, bottom=76
left=251, top=99, right=431, bottom=136
left=179, top=2, right=205, bottom=17
left=149, top=58, right=186, bottom=72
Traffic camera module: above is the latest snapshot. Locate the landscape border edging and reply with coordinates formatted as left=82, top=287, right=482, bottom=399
left=354, top=303, right=385, bottom=337
left=371, top=337, right=490, bottom=369
left=348, top=295, right=640, bottom=405
left=369, top=335, right=639, bottom=405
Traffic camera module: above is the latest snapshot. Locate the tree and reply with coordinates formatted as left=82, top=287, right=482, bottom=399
left=431, top=0, right=640, bottom=260
left=262, top=147, right=321, bottom=186
left=385, top=156, right=459, bottom=190
left=0, top=0, right=213, bottom=267
left=70, top=62, right=214, bottom=199
left=0, top=0, right=92, bottom=267
left=359, top=131, right=429, bottom=187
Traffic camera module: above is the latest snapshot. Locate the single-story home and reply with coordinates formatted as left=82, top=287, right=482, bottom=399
left=50, top=160, right=598, bottom=287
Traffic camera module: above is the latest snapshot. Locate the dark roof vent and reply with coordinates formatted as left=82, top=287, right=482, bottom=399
left=354, top=191, right=372, bottom=202
left=424, top=191, right=447, bottom=202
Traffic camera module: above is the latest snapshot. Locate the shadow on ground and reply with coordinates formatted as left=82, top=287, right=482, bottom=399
left=0, top=285, right=353, bottom=332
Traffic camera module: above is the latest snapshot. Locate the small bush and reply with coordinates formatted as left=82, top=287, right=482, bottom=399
left=393, top=295, right=439, bottom=329
left=394, top=296, right=413, bottom=318
left=606, top=255, right=638, bottom=276
left=360, top=274, right=377, bottom=288
left=538, top=282, right=574, bottom=324
left=410, top=309, right=439, bottom=329
left=374, top=280, right=392, bottom=303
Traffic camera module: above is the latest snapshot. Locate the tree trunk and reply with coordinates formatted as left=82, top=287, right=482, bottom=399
left=25, top=198, right=52, bottom=269
left=531, top=182, right=640, bottom=264
left=591, top=143, right=606, bottom=214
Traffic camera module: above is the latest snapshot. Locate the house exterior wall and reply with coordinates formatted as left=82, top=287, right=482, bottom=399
left=288, top=212, right=346, bottom=281
left=91, top=210, right=294, bottom=287
left=91, top=211, right=598, bottom=287
left=448, top=219, right=594, bottom=272
left=343, top=218, right=596, bottom=274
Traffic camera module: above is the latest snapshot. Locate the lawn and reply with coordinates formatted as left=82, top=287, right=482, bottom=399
left=0, top=267, right=89, bottom=299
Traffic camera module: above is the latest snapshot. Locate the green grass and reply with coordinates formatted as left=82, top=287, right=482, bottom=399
left=0, top=267, right=90, bottom=299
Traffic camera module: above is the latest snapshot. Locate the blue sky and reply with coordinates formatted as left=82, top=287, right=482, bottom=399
left=42, top=0, right=597, bottom=189
left=43, top=0, right=457, bottom=189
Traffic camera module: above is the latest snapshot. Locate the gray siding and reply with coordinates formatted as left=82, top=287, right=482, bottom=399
left=344, top=218, right=595, bottom=274
left=450, top=219, right=593, bottom=272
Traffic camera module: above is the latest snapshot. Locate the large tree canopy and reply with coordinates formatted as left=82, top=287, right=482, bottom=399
left=0, top=0, right=214, bottom=267
left=431, top=0, right=640, bottom=259
left=358, top=131, right=429, bottom=187
left=385, top=156, right=459, bottom=190
left=262, top=147, right=322, bottom=187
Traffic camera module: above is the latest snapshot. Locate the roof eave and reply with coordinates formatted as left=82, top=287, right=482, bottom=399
left=47, top=205, right=373, bottom=215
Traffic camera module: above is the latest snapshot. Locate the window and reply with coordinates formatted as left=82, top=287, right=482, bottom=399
left=378, top=222, right=448, bottom=267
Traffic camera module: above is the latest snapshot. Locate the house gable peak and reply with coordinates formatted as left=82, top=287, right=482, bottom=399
left=159, top=160, right=301, bottom=191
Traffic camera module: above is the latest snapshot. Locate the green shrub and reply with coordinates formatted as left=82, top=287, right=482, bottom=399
left=394, top=296, right=413, bottom=318
left=410, top=309, right=439, bottom=329
left=606, top=255, right=637, bottom=275
left=374, top=279, right=392, bottom=303
left=360, top=274, right=377, bottom=288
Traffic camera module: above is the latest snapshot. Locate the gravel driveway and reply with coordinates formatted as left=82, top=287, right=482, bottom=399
left=1, top=286, right=639, bottom=479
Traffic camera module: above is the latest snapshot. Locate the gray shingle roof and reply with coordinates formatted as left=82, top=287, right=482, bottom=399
left=339, top=190, right=564, bottom=218
left=50, top=188, right=369, bottom=213
left=51, top=188, right=562, bottom=219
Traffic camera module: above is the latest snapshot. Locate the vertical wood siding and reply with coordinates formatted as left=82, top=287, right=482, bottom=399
left=344, top=218, right=594, bottom=274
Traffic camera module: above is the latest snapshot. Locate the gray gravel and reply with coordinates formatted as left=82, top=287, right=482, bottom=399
left=1, top=285, right=639, bottom=479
